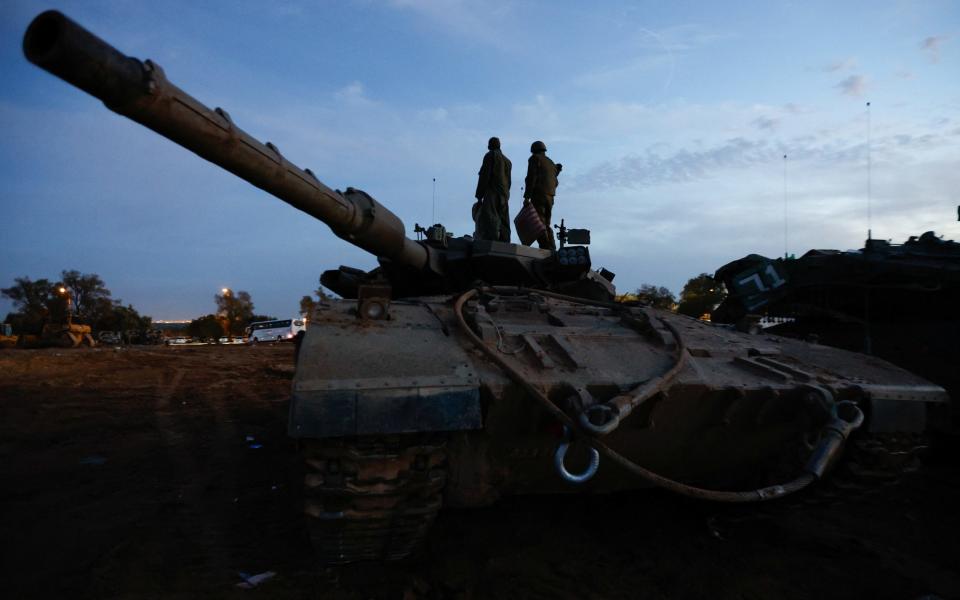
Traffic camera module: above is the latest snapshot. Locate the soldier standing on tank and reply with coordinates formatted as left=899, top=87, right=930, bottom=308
left=474, top=137, right=512, bottom=242
left=523, top=140, right=562, bottom=250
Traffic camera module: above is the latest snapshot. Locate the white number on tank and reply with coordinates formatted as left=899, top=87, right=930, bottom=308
left=764, top=264, right=786, bottom=288
left=738, top=273, right=766, bottom=292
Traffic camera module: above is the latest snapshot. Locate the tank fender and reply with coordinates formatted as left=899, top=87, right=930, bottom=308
left=290, top=372, right=481, bottom=438
left=290, top=300, right=484, bottom=438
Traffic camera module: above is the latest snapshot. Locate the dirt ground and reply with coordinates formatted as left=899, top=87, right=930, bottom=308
left=1, top=345, right=958, bottom=600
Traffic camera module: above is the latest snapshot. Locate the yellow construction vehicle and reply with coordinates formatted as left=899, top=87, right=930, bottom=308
left=41, top=317, right=96, bottom=347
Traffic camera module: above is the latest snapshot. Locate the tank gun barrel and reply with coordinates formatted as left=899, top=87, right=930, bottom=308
left=23, top=10, right=428, bottom=270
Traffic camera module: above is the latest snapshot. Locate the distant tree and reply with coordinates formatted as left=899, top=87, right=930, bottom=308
left=299, top=295, right=317, bottom=318
left=297, top=277, right=338, bottom=318
left=3, top=272, right=150, bottom=335
left=95, top=302, right=152, bottom=334
left=676, top=274, right=727, bottom=318
left=1, top=277, right=65, bottom=333
left=60, top=270, right=111, bottom=320
left=216, top=290, right=254, bottom=336
left=316, top=281, right=331, bottom=301
left=635, top=284, right=676, bottom=310
left=187, top=314, right=224, bottom=341
left=86, top=296, right=115, bottom=327
left=2, top=277, right=54, bottom=320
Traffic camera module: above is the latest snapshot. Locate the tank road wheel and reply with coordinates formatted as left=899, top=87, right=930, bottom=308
left=302, top=435, right=447, bottom=565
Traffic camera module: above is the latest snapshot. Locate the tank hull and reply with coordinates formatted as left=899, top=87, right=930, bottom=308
left=292, top=291, right=948, bottom=511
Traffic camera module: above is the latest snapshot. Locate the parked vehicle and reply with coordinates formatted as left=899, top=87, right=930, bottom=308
left=246, top=318, right=305, bottom=344
left=98, top=331, right=122, bottom=344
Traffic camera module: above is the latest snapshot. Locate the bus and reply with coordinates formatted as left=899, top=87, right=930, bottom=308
left=246, top=318, right=306, bottom=344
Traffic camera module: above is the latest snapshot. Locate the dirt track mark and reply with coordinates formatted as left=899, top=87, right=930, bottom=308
left=153, top=366, right=244, bottom=588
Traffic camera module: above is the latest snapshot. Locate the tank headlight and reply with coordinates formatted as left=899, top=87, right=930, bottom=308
left=360, top=299, right=387, bottom=320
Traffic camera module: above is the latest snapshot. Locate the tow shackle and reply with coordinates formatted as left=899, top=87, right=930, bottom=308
left=554, top=425, right=600, bottom=485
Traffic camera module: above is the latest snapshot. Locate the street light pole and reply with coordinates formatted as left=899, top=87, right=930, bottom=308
left=57, top=285, right=72, bottom=324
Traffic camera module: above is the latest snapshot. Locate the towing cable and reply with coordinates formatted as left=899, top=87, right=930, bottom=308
left=453, top=286, right=864, bottom=502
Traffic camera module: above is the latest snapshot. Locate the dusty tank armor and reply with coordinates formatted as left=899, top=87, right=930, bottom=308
left=25, top=11, right=951, bottom=566
left=713, top=231, right=960, bottom=427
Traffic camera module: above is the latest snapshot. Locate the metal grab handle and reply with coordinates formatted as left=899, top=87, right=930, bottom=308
left=554, top=426, right=600, bottom=484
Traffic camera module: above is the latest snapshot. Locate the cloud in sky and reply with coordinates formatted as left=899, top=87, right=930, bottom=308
left=387, top=0, right=518, bottom=49
left=334, top=81, right=375, bottom=106
left=836, top=75, right=868, bottom=97
left=921, top=35, right=949, bottom=63
left=753, top=116, right=781, bottom=131
left=652, top=23, right=738, bottom=52
left=571, top=122, right=956, bottom=193
left=821, top=57, right=858, bottom=72
left=571, top=22, right=735, bottom=98
left=572, top=137, right=776, bottom=190
left=573, top=53, right=676, bottom=91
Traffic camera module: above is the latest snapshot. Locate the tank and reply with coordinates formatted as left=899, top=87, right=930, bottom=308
left=24, top=11, right=952, bottom=565
left=712, top=232, right=960, bottom=428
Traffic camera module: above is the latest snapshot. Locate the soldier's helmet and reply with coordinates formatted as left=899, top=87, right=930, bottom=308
left=530, top=140, right=547, bottom=153
left=488, top=137, right=501, bottom=150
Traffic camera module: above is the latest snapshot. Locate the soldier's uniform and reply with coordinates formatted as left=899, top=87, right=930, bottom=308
left=523, top=141, right=559, bottom=250
left=474, top=137, right=512, bottom=242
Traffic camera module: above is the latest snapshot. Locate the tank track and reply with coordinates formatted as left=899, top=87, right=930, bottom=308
left=302, top=434, right=447, bottom=565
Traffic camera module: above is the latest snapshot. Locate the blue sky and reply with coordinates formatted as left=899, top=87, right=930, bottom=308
left=1, top=0, right=958, bottom=320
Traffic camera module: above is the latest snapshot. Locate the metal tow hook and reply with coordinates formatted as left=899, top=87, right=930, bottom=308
left=805, top=400, right=866, bottom=478
left=554, top=425, right=600, bottom=484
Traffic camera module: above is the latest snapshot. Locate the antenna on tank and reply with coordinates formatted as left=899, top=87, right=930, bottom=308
left=432, top=177, right=437, bottom=224
left=783, top=153, right=789, bottom=259
left=866, top=101, right=872, bottom=241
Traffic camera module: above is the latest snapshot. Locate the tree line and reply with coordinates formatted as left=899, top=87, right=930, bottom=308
left=622, top=273, right=727, bottom=319
left=2, top=270, right=319, bottom=342
left=189, top=280, right=331, bottom=341
left=2, top=270, right=151, bottom=335
left=4, top=270, right=728, bottom=341
left=185, top=290, right=275, bottom=341
left=2, top=270, right=299, bottom=343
